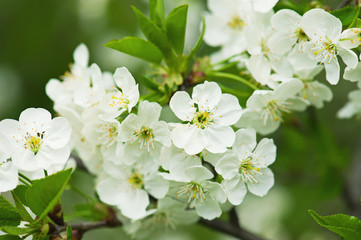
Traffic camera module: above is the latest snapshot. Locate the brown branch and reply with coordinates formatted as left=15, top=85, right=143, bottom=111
left=337, top=0, right=353, bottom=9
left=198, top=218, right=264, bottom=240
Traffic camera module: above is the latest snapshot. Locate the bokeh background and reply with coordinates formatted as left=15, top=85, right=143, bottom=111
left=1, top=0, right=361, bottom=239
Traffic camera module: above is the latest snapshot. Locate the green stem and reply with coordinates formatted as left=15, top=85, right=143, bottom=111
left=348, top=6, right=360, bottom=28
left=213, top=53, right=241, bottom=66
left=19, top=178, right=30, bottom=186
left=208, top=72, right=259, bottom=90
left=19, top=172, right=32, bottom=184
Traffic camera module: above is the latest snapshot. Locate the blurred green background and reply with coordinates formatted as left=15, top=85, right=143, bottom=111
left=1, top=0, right=361, bottom=239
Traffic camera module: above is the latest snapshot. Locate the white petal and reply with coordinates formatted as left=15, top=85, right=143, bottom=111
left=247, top=168, right=274, bottom=196
left=185, top=166, right=213, bottom=181
left=222, top=178, right=247, bottom=205
left=338, top=47, right=358, bottom=69
left=46, top=117, right=72, bottom=149
left=192, top=81, right=222, bottom=111
left=73, top=43, right=89, bottom=68
left=344, top=63, right=361, bottom=82
left=138, top=100, right=162, bottom=124
left=203, top=125, right=235, bottom=153
left=274, top=79, right=304, bottom=99
left=169, top=92, right=196, bottom=121
left=119, top=189, right=149, bottom=220
left=0, top=162, right=18, bottom=193
left=253, top=138, right=276, bottom=167
left=212, top=94, right=242, bottom=126
left=268, top=32, right=294, bottom=55
left=232, top=128, right=257, bottom=156
left=113, top=67, right=136, bottom=92
left=247, top=54, right=271, bottom=85
left=324, top=59, right=340, bottom=85
left=271, top=9, right=301, bottom=31
left=145, top=175, right=169, bottom=199
left=153, top=121, right=171, bottom=147
left=215, top=154, right=240, bottom=180
left=195, top=198, right=222, bottom=220
left=19, top=108, right=52, bottom=131
left=171, top=124, right=205, bottom=155
left=302, top=9, right=342, bottom=41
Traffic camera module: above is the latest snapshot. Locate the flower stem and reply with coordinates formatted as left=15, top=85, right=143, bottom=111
left=19, top=177, right=30, bottom=186
left=208, top=72, right=259, bottom=90
left=18, top=172, right=32, bottom=184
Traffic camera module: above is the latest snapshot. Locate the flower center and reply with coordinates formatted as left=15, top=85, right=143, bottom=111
left=132, top=126, right=155, bottom=152
left=109, top=88, right=129, bottom=109
left=128, top=171, right=144, bottom=189
left=191, top=111, right=211, bottom=129
left=312, top=37, right=337, bottom=64
left=97, top=123, right=118, bottom=148
left=294, top=28, right=308, bottom=43
left=262, top=99, right=291, bottom=124
left=239, top=156, right=263, bottom=184
left=25, top=135, right=43, bottom=154
left=227, top=16, right=246, bottom=30
left=177, top=182, right=206, bottom=205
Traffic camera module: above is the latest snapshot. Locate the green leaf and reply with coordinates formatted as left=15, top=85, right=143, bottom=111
left=309, top=210, right=361, bottom=240
left=356, top=18, right=361, bottom=28
left=142, top=75, right=161, bottom=91
left=132, top=6, right=170, bottom=56
left=11, top=193, right=34, bottom=223
left=0, top=195, right=21, bottom=227
left=190, top=17, right=205, bottom=58
left=0, top=235, right=22, bottom=240
left=331, top=6, right=359, bottom=26
left=149, top=0, right=165, bottom=27
left=25, top=169, right=72, bottom=221
left=105, top=37, right=163, bottom=64
left=67, top=225, right=73, bottom=240
left=0, top=226, right=32, bottom=236
left=165, top=5, right=188, bottom=55
left=12, top=185, right=29, bottom=206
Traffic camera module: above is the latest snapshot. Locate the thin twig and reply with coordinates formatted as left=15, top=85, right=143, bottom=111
left=199, top=218, right=264, bottom=240
left=337, top=0, right=353, bottom=9
left=70, top=153, right=89, bottom=173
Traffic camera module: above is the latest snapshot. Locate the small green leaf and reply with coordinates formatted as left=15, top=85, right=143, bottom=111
left=12, top=185, right=29, bottom=206
left=165, top=5, right=188, bottom=55
left=0, top=235, right=22, bottom=240
left=149, top=0, right=165, bottom=27
left=105, top=37, right=163, bottom=64
left=190, top=17, right=205, bottom=58
left=142, top=75, right=161, bottom=91
left=356, top=18, right=361, bottom=28
left=331, top=6, right=359, bottom=26
left=309, top=209, right=361, bottom=240
left=132, top=6, right=170, bottom=56
left=0, top=195, right=21, bottom=227
left=67, top=225, right=73, bottom=240
left=0, top=226, right=32, bottom=236
left=25, top=169, right=72, bottom=221
left=11, top=193, right=34, bottom=223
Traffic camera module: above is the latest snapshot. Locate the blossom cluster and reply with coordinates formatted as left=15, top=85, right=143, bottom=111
left=42, top=43, right=276, bottom=235
left=1, top=0, right=361, bottom=238
left=205, top=2, right=361, bottom=134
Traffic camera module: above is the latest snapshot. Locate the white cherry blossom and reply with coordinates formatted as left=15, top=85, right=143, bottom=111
left=170, top=81, right=242, bottom=155
left=215, top=128, right=276, bottom=205
left=0, top=108, right=72, bottom=172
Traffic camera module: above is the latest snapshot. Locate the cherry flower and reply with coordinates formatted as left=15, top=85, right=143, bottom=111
left=100, top=67, right=139, bottom=121
left=117, top=100, right=171, bottom=165
left=160, top=166, right=226, bottom=220
left=169, top=81, right=242, bottom=155
left=236, top=79, right=306, bottom=135
left=0, top=108, right=72, bottom=172
left=215, top=128, right=276, bottom=205
left=97, top=161, right=169, bottom=220
left=301, top=9, right=358, bottom=84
